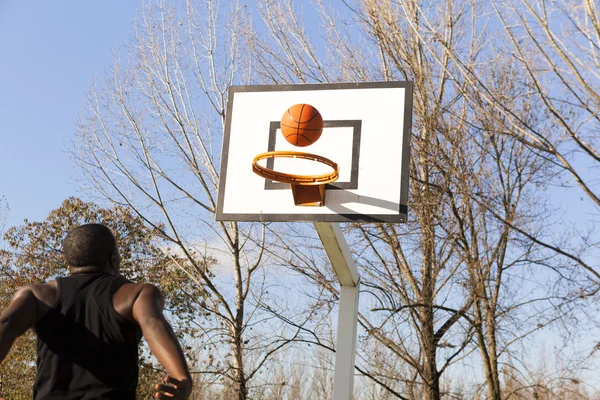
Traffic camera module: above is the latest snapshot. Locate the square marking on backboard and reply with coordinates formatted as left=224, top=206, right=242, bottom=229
left=266, top=120, right=361, bottom=190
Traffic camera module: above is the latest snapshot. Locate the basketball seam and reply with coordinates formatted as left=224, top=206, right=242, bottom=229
left=296, top=104, right=304, bottom=145
left=298, top=133, right=314, bottom=143
left=300, top=110, right=320, bottom=123
left=281, top=123, right=323, bottom=131
left=284, top=133, right=315, bottom=143
left=286, top=106, right=320, bottom=123
left=283, top=133, right=318, bottom=146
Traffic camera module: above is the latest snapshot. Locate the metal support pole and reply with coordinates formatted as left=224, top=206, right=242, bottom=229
left=314, top=222, right=360, bottom=400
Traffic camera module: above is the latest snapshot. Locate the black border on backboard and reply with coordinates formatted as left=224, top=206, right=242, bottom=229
left=216, top=81, right=414, bottom=223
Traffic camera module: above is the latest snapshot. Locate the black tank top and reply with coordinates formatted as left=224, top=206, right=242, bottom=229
left=33, top=273, right=142, bottom=399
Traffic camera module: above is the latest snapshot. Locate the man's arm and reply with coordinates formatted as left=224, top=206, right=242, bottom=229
left=0, top=287, right=38, bottom=364
left=132, top=283, right=192, bottom=399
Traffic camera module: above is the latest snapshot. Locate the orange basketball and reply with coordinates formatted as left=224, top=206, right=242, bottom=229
left=280, top=104, right=323, bottom=147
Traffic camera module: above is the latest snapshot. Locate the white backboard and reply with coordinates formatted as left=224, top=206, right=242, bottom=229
left=216, top=82, right=413, bottom=222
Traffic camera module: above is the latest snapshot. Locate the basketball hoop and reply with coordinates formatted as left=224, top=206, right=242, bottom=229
left=252, top=151, right=339, bottom=206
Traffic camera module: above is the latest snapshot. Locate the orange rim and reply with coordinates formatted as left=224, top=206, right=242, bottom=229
left=252, top=151, right=339, bottom=185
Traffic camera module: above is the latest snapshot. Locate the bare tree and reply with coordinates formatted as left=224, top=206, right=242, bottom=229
left=246, top=1, right=596, bottom=399
left=408, top=0, right=600, bottom=210
left=74, top=1, right=305, bottom=398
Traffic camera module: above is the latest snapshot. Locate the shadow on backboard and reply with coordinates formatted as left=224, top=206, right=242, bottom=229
left=326, top=194, right=406, bottom=223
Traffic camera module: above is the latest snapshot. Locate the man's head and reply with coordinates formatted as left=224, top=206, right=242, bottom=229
left=63, top=224, right=121, bottom=274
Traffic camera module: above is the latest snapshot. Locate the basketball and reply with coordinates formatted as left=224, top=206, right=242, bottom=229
left=280, top=104, right=323, bottom=147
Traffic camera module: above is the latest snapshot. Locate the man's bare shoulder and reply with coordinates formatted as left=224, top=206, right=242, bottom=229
left=114, top=281, right=162, bottom=322
left=17, top=280, right=58, bottom=307
left=115, top=281, right=154, bottom=298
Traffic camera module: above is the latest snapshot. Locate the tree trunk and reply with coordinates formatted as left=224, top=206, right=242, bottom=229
left=474, top=300, right=501, bottom=400
left=419, top=121, right=440, bottom=400
left=420, top=305, right=440, bottom=400
left=231, top=328, right=248, bottom=400
left=484, top=306, right=501, bottom=400
left=232, top=236, right=248, bottom=400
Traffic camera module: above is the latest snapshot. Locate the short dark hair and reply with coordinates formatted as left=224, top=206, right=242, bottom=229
left=63, top=224, right=117, bottom=267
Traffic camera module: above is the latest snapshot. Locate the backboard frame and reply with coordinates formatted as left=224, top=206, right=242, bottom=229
left=216, top=81, right=413, bottom=223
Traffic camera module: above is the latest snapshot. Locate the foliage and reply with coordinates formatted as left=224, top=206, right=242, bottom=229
left=0, top=197, right=204, bottom=398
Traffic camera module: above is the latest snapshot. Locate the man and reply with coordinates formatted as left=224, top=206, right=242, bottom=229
left=0, top=223, right=192, bottom=399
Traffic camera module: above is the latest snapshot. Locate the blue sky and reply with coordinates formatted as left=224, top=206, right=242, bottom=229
left=0, top=1, right=143, bottom=229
